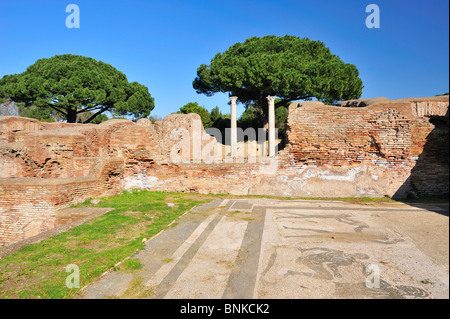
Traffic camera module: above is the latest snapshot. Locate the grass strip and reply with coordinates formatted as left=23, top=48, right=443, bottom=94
left=0, top=190, right=211, bottom=299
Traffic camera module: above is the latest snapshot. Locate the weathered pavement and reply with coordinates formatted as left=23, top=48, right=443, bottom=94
left=82, top=199, right=449, bottom=299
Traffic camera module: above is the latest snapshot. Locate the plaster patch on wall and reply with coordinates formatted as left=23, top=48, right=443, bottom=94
left=263, top=165, right=386, bottom=198
left=286, top=177, right=310, bottom=196
left=310, top=166, right=365, bottom=182
left=123, top=174, right=159, bottom=190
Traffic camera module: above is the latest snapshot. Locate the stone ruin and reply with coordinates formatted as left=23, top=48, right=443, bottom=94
left=0, top=95, right=448, bottom=246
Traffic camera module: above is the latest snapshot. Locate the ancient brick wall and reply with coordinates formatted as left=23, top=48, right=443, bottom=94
left=0, top=96, right=448, bottom=247
left=279, top=97, right=449, bottom=197
left=282, top=103, right=414, bottom=166
left=408, top=117, right=449, bottom=196
left=0, top=157, right=124, bottom=246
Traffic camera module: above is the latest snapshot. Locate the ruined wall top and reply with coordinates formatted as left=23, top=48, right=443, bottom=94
left=289, top=95, right=449, bottom=119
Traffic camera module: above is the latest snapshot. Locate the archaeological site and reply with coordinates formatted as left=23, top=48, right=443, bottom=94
left=0, top=95, right=448, bottom=247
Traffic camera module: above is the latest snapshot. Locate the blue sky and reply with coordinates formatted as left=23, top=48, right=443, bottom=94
left=0, top=0, right=448, bottom=118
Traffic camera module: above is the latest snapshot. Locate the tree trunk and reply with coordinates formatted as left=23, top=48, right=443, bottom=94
left=67, top=109, right=77, bottom=123
left=83, top=107, right=108, bottom=123
left=255, top=99, right=269, bottom=120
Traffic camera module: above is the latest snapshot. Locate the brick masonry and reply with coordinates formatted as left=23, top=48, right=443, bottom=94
left=0, top=96, right=448, bottom=246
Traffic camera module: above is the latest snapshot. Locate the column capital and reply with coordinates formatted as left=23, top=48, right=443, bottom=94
left=229, top=96, right=238, bottom=103
left=266, top=96, right=276, bottom=103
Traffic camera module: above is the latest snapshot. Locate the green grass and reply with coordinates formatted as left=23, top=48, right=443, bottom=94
left=121, top=258, right=143, bottom=271
left=0, top=190, right=212, bottom=299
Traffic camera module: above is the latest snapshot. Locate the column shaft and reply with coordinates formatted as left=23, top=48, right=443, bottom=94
left=267, top=96, right=276, bottom=157
left=230, top=96, right=238, bottom=159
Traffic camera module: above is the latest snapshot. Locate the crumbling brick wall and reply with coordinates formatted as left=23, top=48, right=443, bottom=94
left=0, top=157, right=124, bottom=246
left=282, top=103, right=414, bottom=166
left=0, top=96, right=448, bottom=247
left=280, top=96, right=449, bottom=197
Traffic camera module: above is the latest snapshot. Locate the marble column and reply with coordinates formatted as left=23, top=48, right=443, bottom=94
left=230, top=96, right=238, bottom=159
left=267, top=96, right=276, bottom=157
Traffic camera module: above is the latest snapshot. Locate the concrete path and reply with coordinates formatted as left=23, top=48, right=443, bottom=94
left=82, top=199, right=449, bottom=299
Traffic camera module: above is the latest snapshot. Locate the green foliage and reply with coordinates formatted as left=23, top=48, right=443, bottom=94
left=0, top=54, right=154, bottom=123
left=209, top=107, right=230, bottom=143
left=19, top=104, right=57, bottom=122
left=210, top=106, right=224, bottom=123
left=177, top=102, right=212, bottom=128
left=276, top=106, right=288, bottom=124
left=238, top=99, right=289, bottom=140
left=436, top=92, right=449, bottom=96
left=194, top=35, right=363, bottom=113
left=176, top=103, right=230, bottom=143
left=91, top=113, right=109, bottom=124
left=239, top=99, right=289, bottom=129
left=275, top=105, right=288, bottom=139
left=209, top=105, right=230, bottom=135
left=239, top=105, right=265, bottom=130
